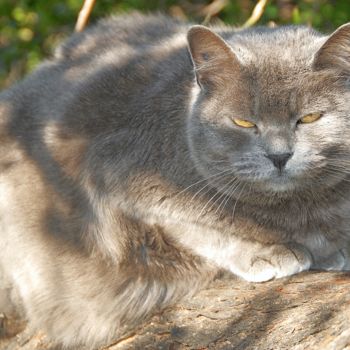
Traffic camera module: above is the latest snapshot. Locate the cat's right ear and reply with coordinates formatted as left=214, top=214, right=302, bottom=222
left=313, top=23, right=350, bottom=73
left=187, top=26, right=240, bottom=88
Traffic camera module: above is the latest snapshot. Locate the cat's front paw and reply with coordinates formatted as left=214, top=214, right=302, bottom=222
left=229, top=243, right=313, bottom=282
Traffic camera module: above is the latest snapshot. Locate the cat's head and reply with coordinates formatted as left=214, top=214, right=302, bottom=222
left=186, top=23, right=350, bottom=197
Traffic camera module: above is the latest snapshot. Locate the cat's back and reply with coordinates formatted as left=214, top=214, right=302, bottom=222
left=0, top=14, right=193, bottom=138
left=57, top=13, right=189, bottom=61
left=0, top=14, right=194, bottom=209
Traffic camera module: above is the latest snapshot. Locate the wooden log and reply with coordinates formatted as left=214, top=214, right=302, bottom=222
left=1, top=271, right=350, bottom=350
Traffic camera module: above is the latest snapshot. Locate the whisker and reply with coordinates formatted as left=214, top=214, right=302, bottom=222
left=215, top=179, right=239, bottom=214
left=217, top=180, right=242, bottom=218
left=195, top=175, right=237, bottom=221
left=210, top=177, right=239, bottom=215
left=232, top=183, right=246, bottom=220
left=172, top=168, right=233, bottom=198
left=321, top=168, right=350, bottom=183
left=188, top=171, right=235, bottom=204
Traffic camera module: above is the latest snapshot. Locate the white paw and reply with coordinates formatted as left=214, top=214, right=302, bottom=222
left=228, top=243, right=313, bottom=282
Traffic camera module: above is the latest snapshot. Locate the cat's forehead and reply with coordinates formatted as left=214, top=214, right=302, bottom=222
left=227, top=26, right=326, bottom=75
left=222, top=27, right=338, bottom=112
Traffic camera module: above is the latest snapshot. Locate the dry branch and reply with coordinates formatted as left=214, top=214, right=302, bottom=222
left=75, top=0, right=97, bottom=32
left=201, top=0, right=229, bottom=25
left=243, top=0, right=269, bottom=28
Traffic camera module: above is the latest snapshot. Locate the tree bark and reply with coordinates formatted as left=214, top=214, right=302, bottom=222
left=1, top=271, right=350, bottom=350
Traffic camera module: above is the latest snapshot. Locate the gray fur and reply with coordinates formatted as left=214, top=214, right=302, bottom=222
left=1, top=13, right=350, bottom=348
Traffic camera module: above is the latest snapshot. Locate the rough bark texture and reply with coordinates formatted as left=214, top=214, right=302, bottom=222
left=1, top=271, right=350, bottom=350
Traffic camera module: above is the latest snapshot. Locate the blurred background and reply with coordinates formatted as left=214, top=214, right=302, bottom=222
left=1, top=0, right=350, bottom=89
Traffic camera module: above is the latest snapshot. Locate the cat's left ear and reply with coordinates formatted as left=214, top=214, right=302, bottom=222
left=187, top=25, right=240, bottom=88
left=313, top=23, right=350, bottom=72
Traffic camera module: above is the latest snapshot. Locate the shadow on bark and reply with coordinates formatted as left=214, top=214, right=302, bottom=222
left=1, top=270, right=350, bottom=350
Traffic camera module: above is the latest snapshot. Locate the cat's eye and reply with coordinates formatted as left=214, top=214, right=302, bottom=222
left=298, top=112, right=322, bottom=124
left=232, top=118, right=256, bottom=128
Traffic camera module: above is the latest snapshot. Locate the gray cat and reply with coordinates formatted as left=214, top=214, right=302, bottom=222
left=1, top=12, right=350, bottom=348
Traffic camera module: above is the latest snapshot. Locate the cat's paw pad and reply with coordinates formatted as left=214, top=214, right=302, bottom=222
left=230, top=243, right=312, bottom=282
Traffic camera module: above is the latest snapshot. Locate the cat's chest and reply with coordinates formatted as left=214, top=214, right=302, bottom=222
left=121, top=173, right=350, bottom=245
left=241, top=196, right=350, bottom=239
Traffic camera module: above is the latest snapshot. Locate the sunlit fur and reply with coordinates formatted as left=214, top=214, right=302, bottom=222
left=1, top=14, right=350, bottom=349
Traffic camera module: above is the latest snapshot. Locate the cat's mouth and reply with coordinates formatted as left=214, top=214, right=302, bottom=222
left=240, top=165, right=343, bottom=194
left=237, top=170, right=299, bottom=193
left=260, top=176, right=296, bottom=192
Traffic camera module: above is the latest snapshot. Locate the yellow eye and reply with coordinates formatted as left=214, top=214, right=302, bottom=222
left=232, top=118, right=256, bottom=128
left=299, top=112, right=322, bottom=124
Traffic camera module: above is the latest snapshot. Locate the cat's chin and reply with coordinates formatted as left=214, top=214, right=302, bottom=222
left=262, top=181, right=296, bottom=193
left=255, top=176, right=298, bottom=194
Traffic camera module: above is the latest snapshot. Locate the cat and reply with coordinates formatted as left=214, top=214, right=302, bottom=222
left=1, top=12, right=350, bottom=349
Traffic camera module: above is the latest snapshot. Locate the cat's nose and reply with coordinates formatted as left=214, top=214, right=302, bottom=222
left=265, top=152, right=293, bottom=171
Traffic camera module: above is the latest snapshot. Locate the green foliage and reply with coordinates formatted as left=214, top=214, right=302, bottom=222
left=1, top=0, right=350, bottom=89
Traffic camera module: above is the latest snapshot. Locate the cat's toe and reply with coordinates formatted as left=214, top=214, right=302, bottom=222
left=273, top=243, right=313, bottom=278
left=243, top=258, right=279, bottom=282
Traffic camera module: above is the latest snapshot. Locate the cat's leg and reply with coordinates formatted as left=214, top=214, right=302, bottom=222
left=4, top=221, right=216, bottom=349
left=296, top=235, right=350, bottom=271
left=308, top=242, right=350, bottom=271
left=311, top=249, right=349, bottom=270
left=170, top=223, right=313, bottom=282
